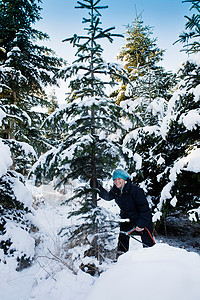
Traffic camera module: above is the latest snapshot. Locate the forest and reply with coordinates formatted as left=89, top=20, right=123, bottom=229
left=0, top=0, right=200, bottom=297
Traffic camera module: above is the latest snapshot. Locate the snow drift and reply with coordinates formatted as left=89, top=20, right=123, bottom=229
left=87, top=244, right=200, bottom=300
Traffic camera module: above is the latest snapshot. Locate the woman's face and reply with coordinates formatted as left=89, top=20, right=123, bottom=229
left=114, top=178, right=125, bottom=189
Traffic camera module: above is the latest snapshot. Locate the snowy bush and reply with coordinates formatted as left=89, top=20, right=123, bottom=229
left=0, top=139, right=36, bottom=270
left=0, top=171, right=36, bottom=270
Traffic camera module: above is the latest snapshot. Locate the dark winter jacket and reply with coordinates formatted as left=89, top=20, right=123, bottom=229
left=99, top=179, right=153, bottom=230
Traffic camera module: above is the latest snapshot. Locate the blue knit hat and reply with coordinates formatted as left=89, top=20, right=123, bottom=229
left=113, top=169, right=130, bottom=181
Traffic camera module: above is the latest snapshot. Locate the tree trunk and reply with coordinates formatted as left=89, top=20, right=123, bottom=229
left=10, top=90, right=17, bottom=171
left=90, top=0, right=97, bottom=206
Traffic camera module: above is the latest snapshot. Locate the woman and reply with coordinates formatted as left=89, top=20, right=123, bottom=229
left=93, top=168, right=155, bottom=256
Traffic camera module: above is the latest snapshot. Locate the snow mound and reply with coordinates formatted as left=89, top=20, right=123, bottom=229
left=86, top=244, right=200, bottom=300
left=0, top=139, right=12, bottom=176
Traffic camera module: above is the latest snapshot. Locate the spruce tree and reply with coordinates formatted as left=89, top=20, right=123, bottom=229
left=32, top=0, right=128, bottom=272
left=113, top=14, right=176, bottom=104
left=0, top=0, right=65, bottom=172
left=33, top=0, right=127, bottom=198
left=0, top=0, right=64, bottom=269
left=152, top=0, right=200, bottom=225
left=117, top=15, right=164, bottom=75
left=156, top=62, right=200, bottom=218
left=176, top=0, right=200, bottom=53
left=116, top=15, right=176, bottom=211
left=0, top=136, right=36, bottom=270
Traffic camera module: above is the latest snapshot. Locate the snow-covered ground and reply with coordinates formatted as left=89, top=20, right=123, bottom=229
left=0, top=183, right=200, bottom=300
left=87, top=244, right=200, bottom=300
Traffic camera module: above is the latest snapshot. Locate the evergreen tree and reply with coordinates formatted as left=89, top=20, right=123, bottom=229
left=153, top=0, right=200, bottom=221
left=122, top=59, right=200, bottom=226
left=0, top=0, right=64, bottom=269
left=116, top=17, right=178, bottom=221
left=32, top=0, right=128, bottom=273
left=117, top=14, right=164, bottom=75
left=0, top=0, right=65, bottom=173
left=121, top=98, right=167, bottom=209
left=0, top=138, right=36, bottom=270
left=155, top=60, right=200, bottom=218
left=176, top=0, right=200, bottom=53
left=115, top=16, right=176, bottom=210
left=113, top=14, right=176, bottom=104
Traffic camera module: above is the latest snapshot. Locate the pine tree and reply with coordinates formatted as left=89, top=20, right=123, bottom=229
left=154, top=0, right=200, bottom=221
left=0, top=0, right=65, bottom=173
left=116, top=15, right=176, bottom=209
left=155, top=60, right=200, bottom=218
left=31, top=0, right=128, bottom=272
left=0, top=0, right=64, bottom=269
left=117, top=14, right=164, bottom=75
left=113, top=14, right=176, bottom=104
left=0, top=137, right=36, bottom=270
left=175, top=0, right=200, bottom=53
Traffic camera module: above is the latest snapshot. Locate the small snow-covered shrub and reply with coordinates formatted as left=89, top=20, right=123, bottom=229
left=0, top=171, right=36, bottom=270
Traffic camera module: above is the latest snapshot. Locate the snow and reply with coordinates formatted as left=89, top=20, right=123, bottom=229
left=185, top=148, right=200, bottom=173
left=159, top=90, right=180, bottom=138
left=179, top=109, right=200, bottom=130
left=158, top=147, right=200, bottom=211
left=133, top=152, right=142, bottom=169
left=157, top=154, right=165, bottom=165
left=87, top=244, right=200, bottom=300
left=0, top=261, right=93, bottom=300
left=170, top=196, right=178, bottom=207
left=60, top=134, right=93, bottom=160
left=3, top=221, right=35, bottom=259
left=3, top=138, right=37, bottom=161
left=188, top=207, right=200, bottom=222
left=0, top=107, right=6, bottom=125
left=1, top=51, right=200, bottom=298
left=152, top=211, right=162, bottom=222
left=171, top=148, right=200, bottom=178
left=31, top=146, right=58, bottom=179
left=147, top=98, right=167, bottom=118
left=27, top=268, right=94, bottom=300
left=0, top=139, right=13, bottom=176
left=0, top=184, right=200, bottom=300
left=12, top=176, right=33, bottom=208
left=123, top=125, right=160, bottom=148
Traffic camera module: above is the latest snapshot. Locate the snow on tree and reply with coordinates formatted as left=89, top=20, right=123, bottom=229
left=152, top=0, right=200, bottom=222
left=154, top=59, right=200, bottom=220
left=116, top=2, right=200, bottom=227
left=0, top=139, right=36, bottom=270
left=175, top=0, right=200, bottom=54
left=128, top=0, right=200, bottom=224
left=112, top=13, right=176, bottom=104
left=111, top=15, right=176, bottom=208
left=31, top=0, right=129, bottom=275
left=0, top=0, right=65, bottom=172
left=122, top=58, right=200, bottom=226
left=0, top=0, right=65, bottom=270
left=112, top=15, right=176, bottom=213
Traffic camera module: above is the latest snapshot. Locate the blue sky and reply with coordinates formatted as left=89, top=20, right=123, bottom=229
left=36, top=0, right=191, bottom=100
left=37, top=0, right=191, bottom=69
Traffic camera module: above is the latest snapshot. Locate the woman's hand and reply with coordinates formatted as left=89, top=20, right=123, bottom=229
left=135, top=226, right=144, bottom=232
